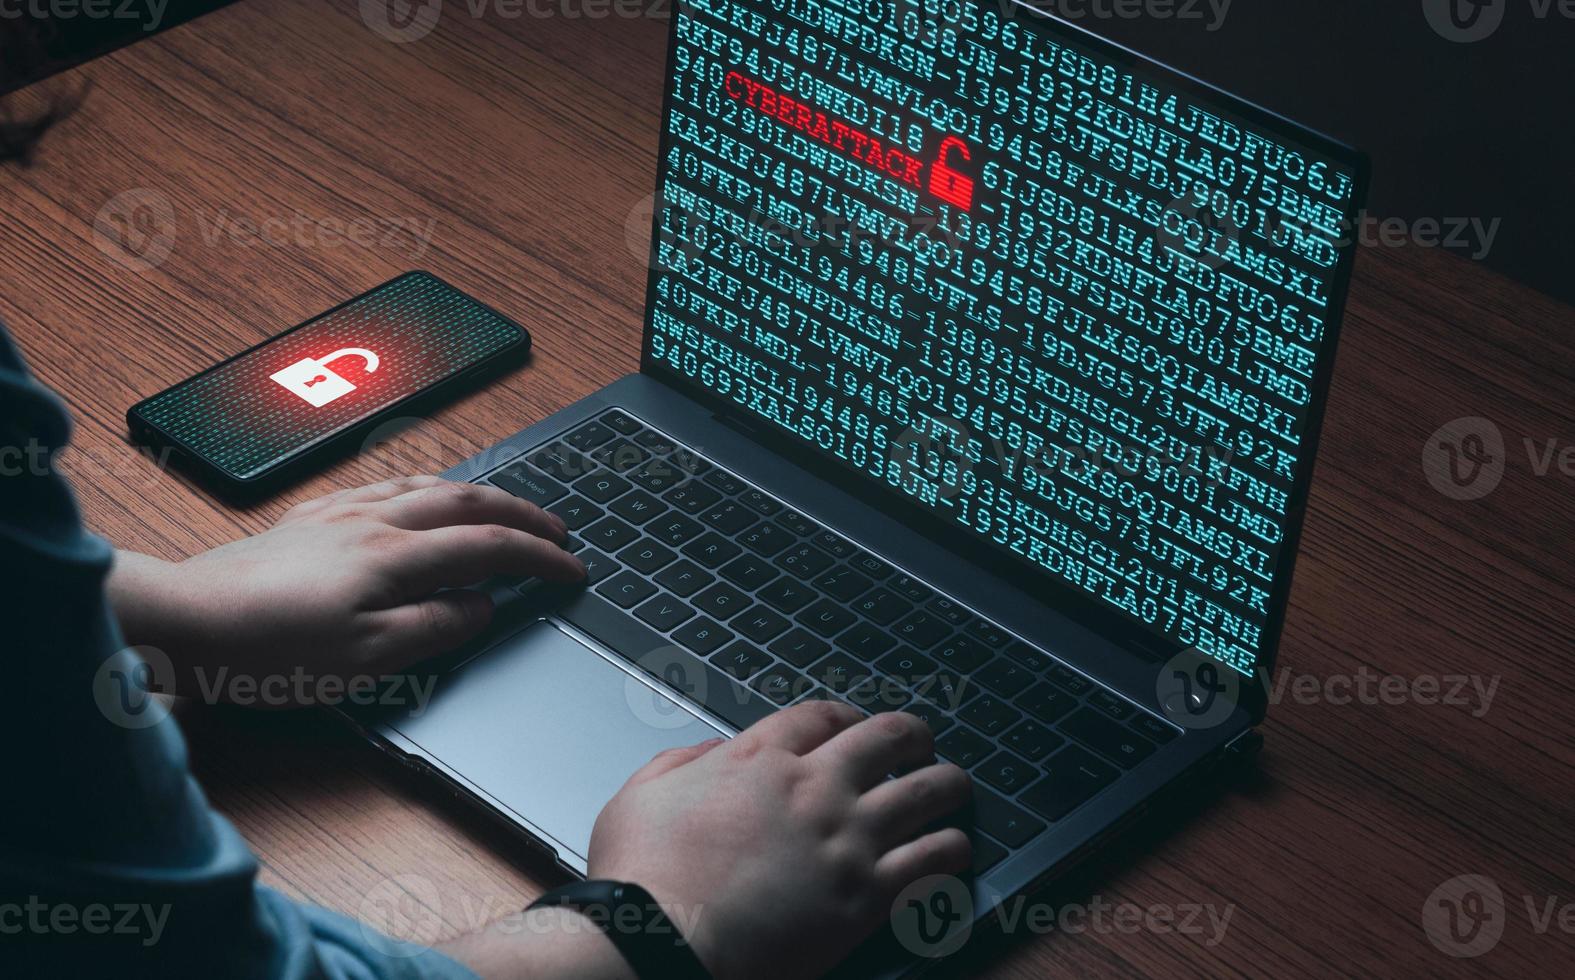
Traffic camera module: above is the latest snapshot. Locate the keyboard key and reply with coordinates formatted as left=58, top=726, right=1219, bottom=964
left=668, top=448, right=710, bottom=476
left=775, top=509, right=815, bottom=536
left=590, top=438, right=648, bottom=473
left=812, top=565, right=873, bottom=602
left=737, top=488, right=781, bottom=516
left=751, top=665, right=811, bottom=705
left=811, top=529, right=856, bottom=558
left=1020, top=745, right=1117, bottom=821
left=930, top=636, right=992, bottom=674
left=488, top=464, right=567, bottom=507
left=797, top=599, right=855, bottom=638
left=737, top=521, right=794, bottom=557
left=874, top=649, right=939, bottom=686
left=1129, top=713, right=1180, bottom=745
left=564, top=420, right=616, bottom=450
left=957, top=694, right=1021, bottom=736
left=599, top=409, right=642, bottom=436
left=1087, top=690, right=1135, bottom=721
left=554, top=592, right=774, bottom=733
left=926, top=596, right=972, bottom=627
left=700, top=501, right=756, bottom=535
left=1061, top=708, right=1156, bottom=769
left=1000, top=640, right=1048, bottom=670
left=692, top=583, right=750, bottom=620
left=719, top=555, right=778, bottom=591
left=849, top=553, right=891, bottom=579
left=966, top=619, right=1011, bottom=648
left=912, top=673, right=979, bottom=712
left=671, top=616, right=732, bottom=655
left=896, top=699, right=953, bottom=737
left=633, top=429, right=676, bottom=453
left=573, top=471, right=632, bottom=504
left=976, top=750, right=1036, bottom=794
left=629, top=457, right=686, bottom=494
left=769, top=628, right=830, bottom=668
left=571, top=548, right=619, bottom=586
left=547, top=495, right=603, bottom=531
left=734, top=607, right=790, bottom=643
left=610, top=489, right=666, bottom=525
left=712, top=640, right=773, bottom=681
left=936, top=726, right=993, bottom=768
left=835, top=622, right=896, bottom=661
left=972, top=787, right=1046, bottom=848
left=1002, top=719, right=1064, bottom=762
left=582, top=516, right=640, bottom=553
left=648, top=513, right=704, bottom=547
left=616, top=539, right=677, bottom=575
left=775, top=543, right=834, bottom=579
left=681, top=532, right=741, bottom=568
left=703, top=470, right=747, bottom=495
left=807, top=652, right=872, bottom=695
left=528, top=443, right=593, bottom=483
left=849, top=588, right=911, bottom=626
left=1017, top=682, right=1077, bottom=724
left=891, top=610, right=951, bottom=649
left=888, top=573, right=933, bottom=602
left=974, top=657, right=1036, bottom=696
left=847, top=675, right=911, bottom=713
left=665, top=482, right=722, bottom=514
left=970, top=835, right=1008, bottom=875
left=634, top=595, right=695, bottom=632
left=653, top=559, right=713, bottom=597
left=1045, top=662, right=1094, bottom=696
left=757, top=577, right=813, bottom=614
left=597, top=571, right=655, bottom=609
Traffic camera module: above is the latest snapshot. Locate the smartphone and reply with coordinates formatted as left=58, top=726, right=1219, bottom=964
left=128, top=271, right=530, bottom=499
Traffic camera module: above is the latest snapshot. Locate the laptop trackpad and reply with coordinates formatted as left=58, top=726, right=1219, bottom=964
left=385, top=619, right=724, bottom=866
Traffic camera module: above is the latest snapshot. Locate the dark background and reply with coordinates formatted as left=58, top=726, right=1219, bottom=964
left=3, top=0, right=1570, bottom=302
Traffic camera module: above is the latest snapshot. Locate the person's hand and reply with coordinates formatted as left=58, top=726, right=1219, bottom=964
left=109, top=476, right=584, bottom=704
left=585, top=701, right=973, bottom=980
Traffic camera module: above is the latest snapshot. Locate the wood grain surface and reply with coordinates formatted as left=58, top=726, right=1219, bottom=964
left=2, top=0, right=1571, bottom=975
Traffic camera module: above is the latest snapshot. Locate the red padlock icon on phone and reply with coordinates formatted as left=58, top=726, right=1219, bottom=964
left=928, top=136, right=975, bottom=211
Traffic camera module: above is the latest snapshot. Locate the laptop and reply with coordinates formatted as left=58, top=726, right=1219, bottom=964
left=351, top=0, right=1366, bottom=971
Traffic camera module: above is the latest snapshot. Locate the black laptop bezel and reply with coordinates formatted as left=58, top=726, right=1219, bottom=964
left=638, top=0, right=1371, bottom=722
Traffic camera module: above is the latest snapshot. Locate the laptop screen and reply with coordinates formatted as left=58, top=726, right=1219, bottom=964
left=642, top=0, right=1361, bottom=678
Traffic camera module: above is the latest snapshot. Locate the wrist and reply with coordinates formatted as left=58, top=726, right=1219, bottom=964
left=527, top=880, right=711, bottom=980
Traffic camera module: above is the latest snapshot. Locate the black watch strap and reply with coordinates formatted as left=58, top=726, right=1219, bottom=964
left=526, top=880, right=711, bottom=980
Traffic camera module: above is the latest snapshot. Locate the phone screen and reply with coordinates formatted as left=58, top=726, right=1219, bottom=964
left=131, top=272, right=527, bottom=482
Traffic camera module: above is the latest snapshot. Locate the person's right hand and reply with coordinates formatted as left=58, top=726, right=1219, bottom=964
left=587, top=701, right=973, bottom=980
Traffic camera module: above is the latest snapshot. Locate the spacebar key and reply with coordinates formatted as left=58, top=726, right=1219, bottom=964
left=555, top=591, right=776, bottom=733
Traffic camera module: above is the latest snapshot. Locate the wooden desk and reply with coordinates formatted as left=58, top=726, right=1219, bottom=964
left=3, top=1, right=1571, bottom=975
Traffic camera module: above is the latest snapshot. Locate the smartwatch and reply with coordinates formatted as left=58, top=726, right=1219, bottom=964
left=526, top=879, right=711, bottom=979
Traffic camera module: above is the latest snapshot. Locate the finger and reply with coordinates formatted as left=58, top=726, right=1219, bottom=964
left=627, top=737, right=726, bottom=786
left=872, top=827, right=971, bottom=897
left=382, top=524, right=585, bottom=597
left=374, top=482, right=567, bottom=542
left=731, top=699, right=865, bottom=755
left=358, top=589, right=496, bottom=671
left=278, top=476, right=449, bottom=524
left=856, top=763, right=971, bottom=847
left=808, top=711, right=936, bottom=790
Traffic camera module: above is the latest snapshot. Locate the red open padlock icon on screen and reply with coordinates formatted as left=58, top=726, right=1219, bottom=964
left=928, top=136, right=975, bottom=211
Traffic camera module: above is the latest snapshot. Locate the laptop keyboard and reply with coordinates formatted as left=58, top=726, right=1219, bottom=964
left=483, top=408, right=1180, bottom=874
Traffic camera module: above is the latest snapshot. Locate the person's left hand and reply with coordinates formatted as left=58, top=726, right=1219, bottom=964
left=109, top=476, right=584, bottom=706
